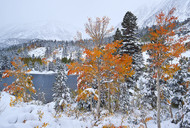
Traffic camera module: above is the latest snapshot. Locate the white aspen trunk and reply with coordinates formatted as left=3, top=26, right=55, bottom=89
left=157, top=70, right=161, bottom=128
left=97, top=77, right=101, bottom=119
left=169, top=105, right=173, bottom=118
left=96, top=45, right=101, bottom=119
left=108, top=84, right=111, bottom=113
left=90, top=94, right=93, bottom=112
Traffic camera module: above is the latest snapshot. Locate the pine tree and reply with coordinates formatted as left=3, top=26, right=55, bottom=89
left=121, top=11, right=143, bottom=76
left=62, top=44, right=68, bottom=58
left=52, top=64, right=71, bottom=112
left=114, top=28, right=122, bottom=41
left=168, top=57, right=189, bottom=108
left=180, top=87, right=190, bottom=128
left=2, top=56, right=10, bottom=70
left=37, top=88, right=46, bottom=104
left=55, top=58, right=61, bottom=71
left=48, top=62, right=55, bottom=71
left=28, top=61, right=33, bottom=70
left=34, top=61, right=41, bottom=71
left=119, top=11, right=139, bottom=55
left=0, top=60, right=2, bottom=71
left=168, top=57, right=190, bottom=124
left=119, top=11, right=144, bottom=113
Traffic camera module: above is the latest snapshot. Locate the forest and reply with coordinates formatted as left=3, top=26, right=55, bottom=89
left=0, top=8, right=189, bottom=128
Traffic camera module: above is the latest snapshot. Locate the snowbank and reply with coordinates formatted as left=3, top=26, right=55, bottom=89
left=28, top=71, right=56, bottom=75
left=0, top=92, right=180, bottom=128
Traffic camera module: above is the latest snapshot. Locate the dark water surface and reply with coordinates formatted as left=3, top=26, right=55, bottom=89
left=0, top=74, right=77, bottom=103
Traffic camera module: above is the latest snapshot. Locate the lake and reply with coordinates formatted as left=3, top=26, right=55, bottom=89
left=0, top=74, right=78, bottom=103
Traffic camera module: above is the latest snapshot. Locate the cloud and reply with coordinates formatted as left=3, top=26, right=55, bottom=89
left=0, top=0, right=162, bottom=28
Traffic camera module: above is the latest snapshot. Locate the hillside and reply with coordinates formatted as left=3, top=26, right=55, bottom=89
left=0, top=21, right=79, bottom=48
left=134, top=0, right=190, bottom=28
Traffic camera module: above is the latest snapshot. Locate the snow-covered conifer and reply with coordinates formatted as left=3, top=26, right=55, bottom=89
left=118, top=11, right=144, bottom=113
left=52, top=64, right=71, bottom=112
left=113, top=28, right=122, bottom=41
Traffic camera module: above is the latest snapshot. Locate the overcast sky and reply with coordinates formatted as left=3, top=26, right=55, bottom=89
left=0, top=0, right=163, bottom=29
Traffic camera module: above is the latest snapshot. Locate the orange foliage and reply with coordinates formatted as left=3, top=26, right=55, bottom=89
left=67, top=40, right=134, bottom=102
left=42, top=58, right=49, bottom=65
left=144, top=117, right=153, bottom=123
left=76, top=87, right=98, bottom=102
left=103, top=124, right=130, bottom=128
left=2, top=57, right=36, bottom=102
left=167, top=99, right=171, bottom=105
left=142, top=8, right=189, bottom=80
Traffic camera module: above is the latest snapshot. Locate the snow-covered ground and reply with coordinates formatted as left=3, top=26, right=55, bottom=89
left=28, top=70, right=56, bottom=74
left=28, top=47, right=46, bottom=58
left=0, top=92, right=179, bottom=128
left=28, top=46, right=79, bottom=61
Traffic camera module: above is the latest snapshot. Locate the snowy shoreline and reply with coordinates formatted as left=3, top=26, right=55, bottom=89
left=27, top=71, right=57, bottom=75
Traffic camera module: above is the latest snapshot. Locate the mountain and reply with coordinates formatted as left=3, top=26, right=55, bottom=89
left=134, top=0, right=190, bottom=28
left=0, top=21, right=79, bottom=47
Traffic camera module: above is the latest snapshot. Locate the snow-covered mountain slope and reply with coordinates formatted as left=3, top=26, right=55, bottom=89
left=134, top=0, right=190, bottom=28
left=0, top=38, right=31, bottom=48
left=28, top=47, right=79, bottom=61
left=28, top=47, right=46, bottom=58
left=0, top=21, right=79, bottom=47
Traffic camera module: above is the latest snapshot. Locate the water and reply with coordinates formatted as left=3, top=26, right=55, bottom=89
left=0, top=74, right=78, bottom=103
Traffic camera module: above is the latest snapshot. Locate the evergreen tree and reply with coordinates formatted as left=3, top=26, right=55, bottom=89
left=113, top=28, right=122, bottom=41
left=2, top=56, right=10, bottom=70
left=167, top=57, right=189, bottom=107
left=119, top=11, right=144, bottom=113
left=36, top=88, right=46, bottom=104
left=34, top=61, right=41, bottom=71
left=55, top=58, right=61, bottom=71
left=166, top=57, right=190, bottom=124
left=180, top=89, right=190, bottom=128
left=62, top=45, right=68, bottom=58
left=28, top=61, right=33, bottom=70
left=0, top=57, right=2, bottom=71
left=76, top=50, right=82, bottom=62
left=52, top=64, right=71, bottom=112
left=119, top=11, right=139, bottom=55
left=48, top=62, right=55, bottom=71
left=120, top=11, right=143, bottom=81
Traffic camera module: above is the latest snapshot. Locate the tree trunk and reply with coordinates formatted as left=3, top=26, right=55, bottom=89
left=96, top=49, right=101, bottom=119
left=90, top=94, right=93, bottom=112
left=169, top=105, right=173, bottom=118
left=97, top=76, right=101, bottom=119
left=156, top=70, right=161, bottom=128
left=115, top=91, right=120, bottom=111
left=108, top=84, right=111, bottom=113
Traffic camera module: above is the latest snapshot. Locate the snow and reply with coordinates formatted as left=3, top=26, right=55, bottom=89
left=181, top=50, right=190, bottom=58
left=134, top=0, right=190, bottom=28
left=171, top=50, right=190, bottom=64
left=147, top=120, right=179, bottom=128
left=142, top=51, right=149, bottom=65
left=28, top=46, right=79, bottom=63
left=84, top=88, right=98, bottom=98
left=0, top=92, right=180, bottom=128
left=142, top=45, right=190, bottom=65
left=0, top=92, right=90, bottom=128
left=28, top=70, right=56, bottom=74
left=28, top=47, right=46, bottom=58
left=2, top=73, right=8, bottom=78
left=0, top=21, right=78, bottom=41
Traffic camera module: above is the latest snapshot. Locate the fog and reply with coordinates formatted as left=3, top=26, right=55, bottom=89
left=0, top=0, right=162, bottom=29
